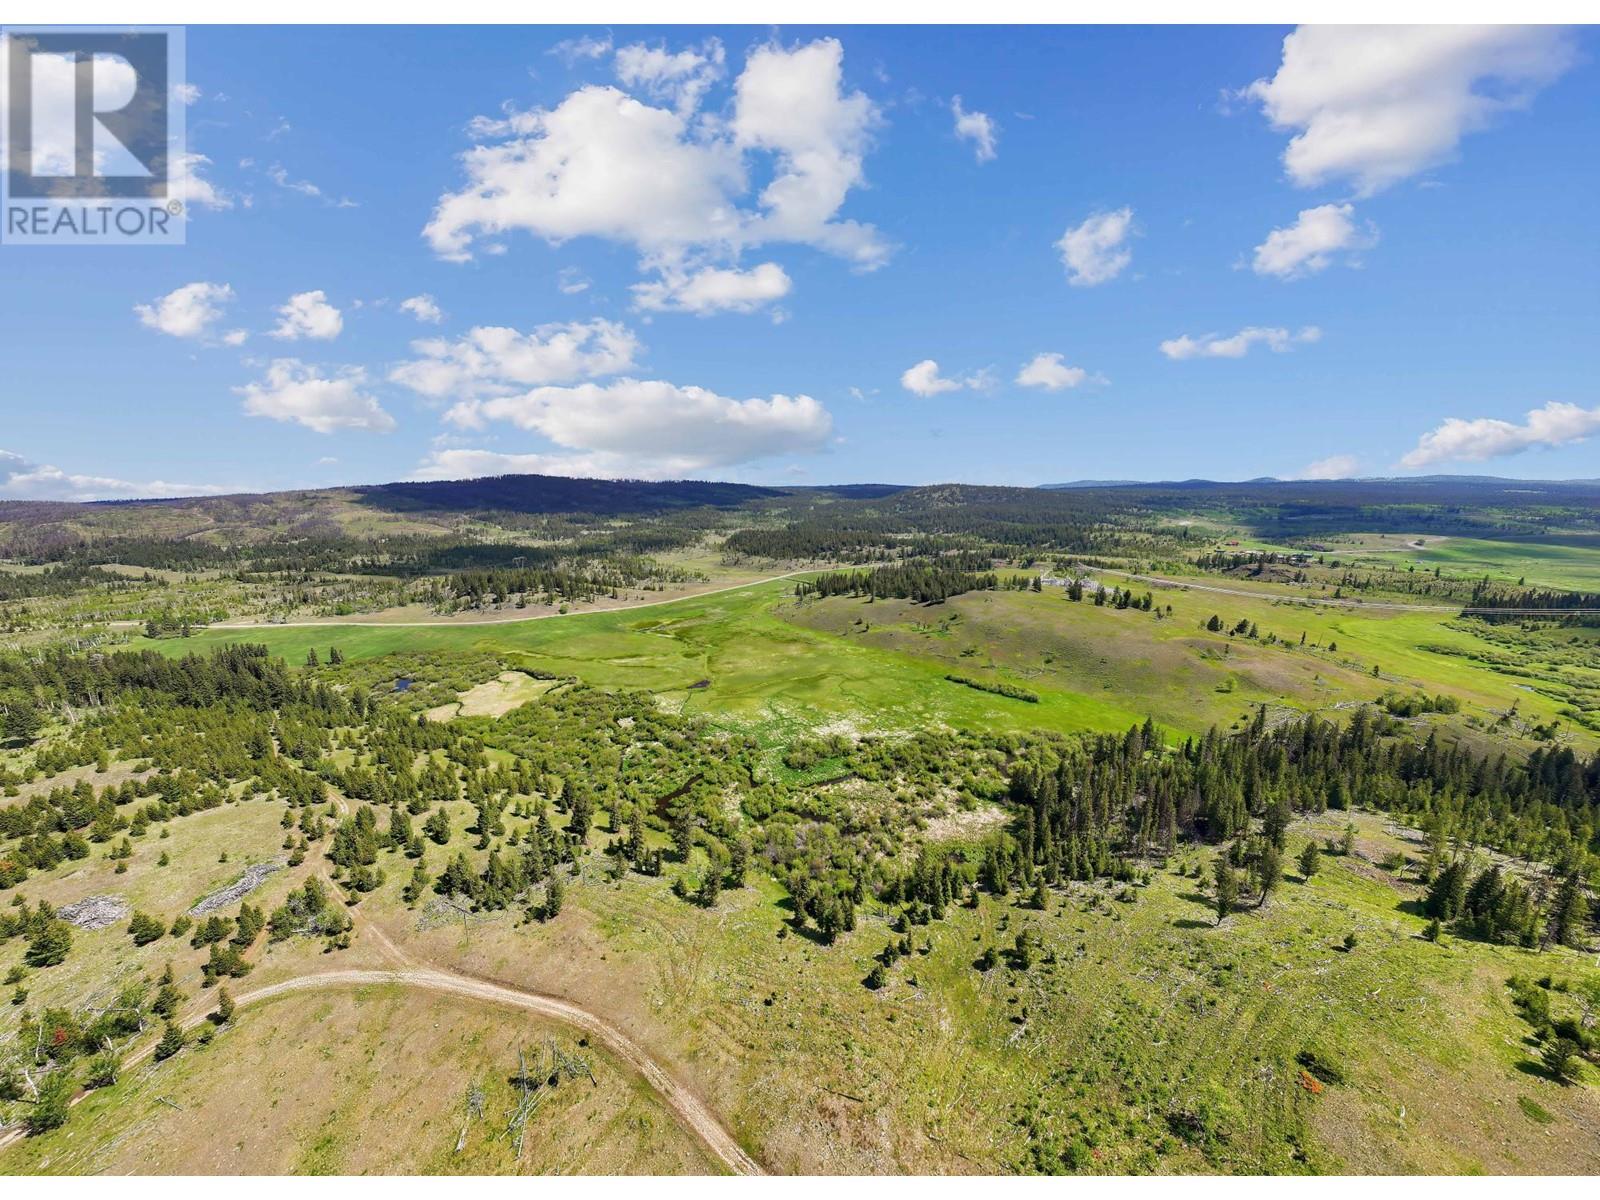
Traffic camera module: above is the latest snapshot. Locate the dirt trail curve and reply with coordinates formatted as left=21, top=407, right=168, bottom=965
left=2, top=859, right=758, bottom=1172
left=238, top=969, right=763, bottom=1175
left=209, top=571, right=808, bottom=630
left=0, top=964, right=763, bottom=1175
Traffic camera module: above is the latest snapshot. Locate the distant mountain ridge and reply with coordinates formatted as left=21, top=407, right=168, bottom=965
left=1043, top=475, right=1600, bottom=489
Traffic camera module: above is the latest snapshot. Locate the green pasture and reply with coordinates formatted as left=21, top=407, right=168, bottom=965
left=135, top=580, right=1147, bottom=747
left=140, top=568, right=1594, bottom=750
left=1372, top=535, right=1600, bottom=594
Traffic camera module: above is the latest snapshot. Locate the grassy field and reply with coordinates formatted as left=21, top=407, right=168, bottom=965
left=327, top=810, right=1600, bottom=1174
left=0, top=797, right=306, bottom=1029
left=1369, top=535, right=1600, bottom=594
left=8, top=534, right=1597, bottom=1174
left=144, top=571, right=1596, bottom=751
left=0, top=983, right=719, bottom=1175
left=7, top=783, right=1597, bottom=1175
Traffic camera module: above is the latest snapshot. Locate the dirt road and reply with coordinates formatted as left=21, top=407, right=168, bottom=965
left=236, top=969, right=763, bottom=1175
left=0, top=964, right=763, bottom=1175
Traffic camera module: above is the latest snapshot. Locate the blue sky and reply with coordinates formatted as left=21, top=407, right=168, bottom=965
left=2, top=23, right=1598, bottom=499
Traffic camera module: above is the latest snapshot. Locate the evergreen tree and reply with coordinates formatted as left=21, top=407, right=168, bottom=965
left=1214, top=856, right=1239, bottom=925
left=726, top=838, right=750, bottom=888
left=128, top=911, right=166, bottom=946
left=1546, top=864, right=1591, bottom=950
left=1542, top=1037, right=1580, bottom=1083
left=1297, top=840, right=1321, bottom=881
left=25, top=919, right=72, bottom=967
left=154, top=1021, right=186, bottom=1061
left=1254, top=840, right=1282, bottom=907
left=568, top=788, right=593, bottom=843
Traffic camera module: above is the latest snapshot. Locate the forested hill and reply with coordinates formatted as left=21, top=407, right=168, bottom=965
left=354, top=473, right=787, bottom=515
left=1, top=472, right=1596, bottom=558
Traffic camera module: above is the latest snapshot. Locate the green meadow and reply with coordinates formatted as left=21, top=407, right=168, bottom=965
left=143, top=569, right=1594, bottom=751
left=1351, top=535, right=1600, bottom=594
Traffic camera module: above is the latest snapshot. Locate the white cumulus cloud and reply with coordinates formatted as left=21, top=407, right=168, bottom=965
left=1252, top=203, right=1377, bottom=279
left=1399, top=401, right=1600, bottom=468
left=632, top=262, right=792, bottom=315
left=0, top=449, right=227, bottom=501
left=1295, top=454, right=1361, bottom=480
left=615, top=39, right=726, bottom=116
left=270, top=290, right=343, bottom=341
left=951, top=96, right=998, bottom=162
left=399, top=294, right=445, bottom=324
left=549, top=33, right=613, bottom=65
left=1160, top=326, right=1322, bottom=360
left=426, top=38, right=887, bottom=284
left=134, top=281, right=234, bottom=339
left=900, top=359, right=964, bottom=397
left=1244, top=25, right=1577, bottom=195
left=1016, top=353, right=1093, bottom=392
left=1057, top=207, right=1134, bottom=287
left=390, top=319, right=640, bottom=400
left=167, top=152, right=232, bottom=212
left=432, top=377, right=833, bottom=479
left=237, top=360, right=394, bottom=433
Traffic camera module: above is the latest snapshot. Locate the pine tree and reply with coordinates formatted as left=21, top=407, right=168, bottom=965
left=128, top=911, right=166, bottom=946
left=1263, top=794, right=1290, bottom=848
left=696, top=868, right=722, bottom=909
left=214, top=986, right=235, bottom=1024
left=1297, top=840, right=1321, bottom=880
left=1254, top=841, right=1282, bottom=907
left=568, top=789, right=593, bottom=843
left=1546, top=866, right=1591, bottom=950
left=1214, top=856, right=1239, bottom=925
left=403, top=860, right=430, bottom=905
left=1542, top=1037, right=1580, bottom=1083
left=154, top=1021, right=186, bottom=1061
left=726, top=838, right=750, bottom=888
left=25, top=919, right=72, bottom=967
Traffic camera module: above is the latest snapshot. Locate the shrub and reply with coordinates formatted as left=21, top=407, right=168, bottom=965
left=128, top=911, right=166, bottom=946
left=1542, top=1037, right=1580, bottom=1083
left=25, top=1068, right=75, bottom=1133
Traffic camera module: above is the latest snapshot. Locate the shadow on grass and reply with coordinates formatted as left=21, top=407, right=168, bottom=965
left=773, top=894, right=835, bottom=946
left=1513, top=1060, right=1569, bottom=1085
